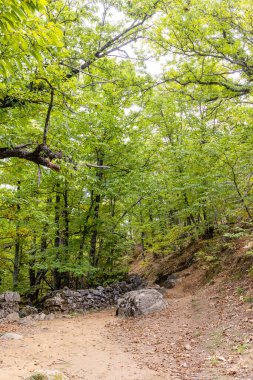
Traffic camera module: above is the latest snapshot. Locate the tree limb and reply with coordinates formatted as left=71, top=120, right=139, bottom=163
left=86, top=163, right=110, bottom=169
left=0, top=144, right=62, bottom=171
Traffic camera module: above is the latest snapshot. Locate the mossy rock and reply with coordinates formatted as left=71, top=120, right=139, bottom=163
left=26, top=370, right=67, bottom=380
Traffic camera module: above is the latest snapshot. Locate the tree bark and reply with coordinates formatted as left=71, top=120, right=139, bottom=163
left=89, top=153, right=104, bottom=267
left=13, top=181, right=21, bottom=290
left=54, top=183, right=61, bottom=289
left=0, top=144, right=62, bottom=171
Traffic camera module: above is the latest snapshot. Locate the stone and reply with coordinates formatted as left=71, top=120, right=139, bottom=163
left=44, top=295, right=66, bottom=312
left=116, top=288, right=167, bottom=317
left=45, top=313, right=55, bottom=320
left=0, top=293, right=5, bottom=302
left=41, top=275, right=145, bottom=314
left=0, top=291, right=20, bottom=320
left=4, top=291, right=20, bottom=302
left=1, top=332, right=23, bottom=340
left=5, top=312, right=20, bottom=322
left=20, top=305, right=38, bottom=318
left=156, top=286, right=167, bottom=295
left=62, top=289, right=80, bottom=297
left=163, top=274, right=177, bottom=289
left=26, top=369, right=68, bottom=380
left=18, top=315, right=34, bottom=325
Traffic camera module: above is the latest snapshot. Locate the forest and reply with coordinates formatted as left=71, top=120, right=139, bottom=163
left=1, top=0, right=253, bottom=296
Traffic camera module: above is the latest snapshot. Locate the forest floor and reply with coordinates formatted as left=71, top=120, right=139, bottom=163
left=0, top=268, right=253, bottom=379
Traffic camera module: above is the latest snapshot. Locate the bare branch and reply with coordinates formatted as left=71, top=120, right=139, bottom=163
left=86, top=163, right=110, bottom=169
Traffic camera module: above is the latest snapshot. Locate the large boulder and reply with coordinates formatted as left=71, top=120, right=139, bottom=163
left=116, top=288, right=167, bottom=317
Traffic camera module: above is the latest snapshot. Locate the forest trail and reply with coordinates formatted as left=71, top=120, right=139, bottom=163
left=0, top=310, right=165, bottom=380
left=112, top=270, right=253, bottom=380
left=1, top=271, right=253, bottom=380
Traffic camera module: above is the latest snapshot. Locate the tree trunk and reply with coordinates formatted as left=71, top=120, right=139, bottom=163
left=139, top=199, right=145, bottom=259
left=61, top=182, right=70, bottom=287
left=89, top=193, right=101, bottom=266
left=13, top=181, right=21, bottom=290
left=54, top=183, right=61, bottom=289
left=89, top=153, right=104, bottom=267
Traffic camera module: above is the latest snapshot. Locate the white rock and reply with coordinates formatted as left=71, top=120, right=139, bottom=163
left=1, top=332, right=23, bottom=340
left=116, top=289, right=167, bottom=317
left=4, top=291, right=20, bottom=302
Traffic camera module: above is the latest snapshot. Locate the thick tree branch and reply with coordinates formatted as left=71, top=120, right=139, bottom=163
left=0, top=144, right=62, bottom=171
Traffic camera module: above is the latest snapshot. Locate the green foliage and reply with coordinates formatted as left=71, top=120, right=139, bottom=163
left=27, top=375, right=47, bottom=380
left=236, top=287, right=246, bottom=296
left=1, top=0, right=253, bottom=294
left=235, top=343, right=250, bottom=355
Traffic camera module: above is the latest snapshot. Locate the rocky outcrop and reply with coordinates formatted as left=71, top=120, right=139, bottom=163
left=0, top=291, right=20, bottom=319
left=116, top=288, right=167, bottom=317
left=41, top=275, right=144, bottom=314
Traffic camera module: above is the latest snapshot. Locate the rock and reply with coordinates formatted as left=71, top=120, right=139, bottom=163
left=0, top=293, right=5, bottom=302
left=45, top=313, right=55, bottom=320
left=26, top=369, right=68, bottom=380
left=5, top=311, right=20, bottom=322
left=0, top=291, right=20, bottom=320
left=150, top=285, right=167, bottom=295
left=116, top=289, right=167, bottom=317
left=18, top=315, right=34, bottom=325
left=41, top=275, right=145, bottom=314
left=4, top=291, right=20, bottom=302
left=164, top=274, right=177, bottom=289
left=44, top=295, right=66, bottom=312
left=20, top=305, right=38, bottom=318
left=1, top=332, right=23, bottom=340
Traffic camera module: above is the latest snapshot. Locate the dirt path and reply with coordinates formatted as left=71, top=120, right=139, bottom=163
left=112, top=271, right=253, bottom=380
left=0, top=310, right=166, bottom=380
left=1, top=272, right=253, bottom=380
